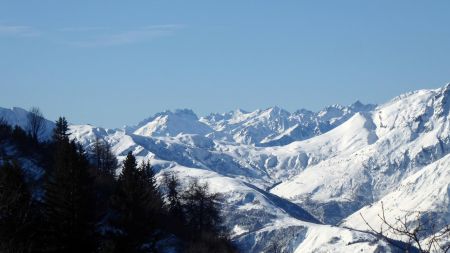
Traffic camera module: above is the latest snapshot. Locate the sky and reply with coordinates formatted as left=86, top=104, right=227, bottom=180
left=1, top=1, right=449, bottom=128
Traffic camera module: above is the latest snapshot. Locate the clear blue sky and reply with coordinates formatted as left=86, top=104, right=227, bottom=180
left=1, top=1, right=449, bottom=128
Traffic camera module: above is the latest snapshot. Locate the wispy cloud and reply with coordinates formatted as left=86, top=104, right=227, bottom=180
left=0, top=24, right=40, bottom=37
left=0, top=23, right=184, bottom=46
left=66, top=24, right=184, bottom=47
left=58, top=26, right=109, bottom=32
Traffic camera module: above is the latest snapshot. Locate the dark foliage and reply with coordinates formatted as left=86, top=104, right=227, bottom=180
left=0, top=161, right=38, bottom=253
left=182, top=179, right=221, bottom=236
left=108, top=152, right=164, bottom=252
left=27, top=107, right=45, bottom=142
left=42, top=117, right=96, bottom=252
left=0, top=118, right=237, bottom=253
left=162, top=172, right=186, bottom=236
left=0, top=118, right=52, bottom=171
left=185, top=232, right=237, bottom=253
left=91, top=137, right=118, bottom=176
left=161, top=173, right=237, bottom=252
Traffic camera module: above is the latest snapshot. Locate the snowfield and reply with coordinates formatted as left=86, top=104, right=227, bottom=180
left=342, top=152, right=450, bottom=245
left=2, top=84, right=450, bottom=252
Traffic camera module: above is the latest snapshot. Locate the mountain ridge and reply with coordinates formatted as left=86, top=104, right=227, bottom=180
left=2, top=84, right=449, bottom=252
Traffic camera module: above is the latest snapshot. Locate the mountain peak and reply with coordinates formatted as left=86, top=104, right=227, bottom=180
left=172, top=108, right=199, bottom=120
left=263, top=106, right=290, bottom=117
left=350, top=100, right=363, bottom=108
left=134, top=108, right=211, bottom=137
left=234, top=108, right=249, bottom=114
left=440, top=83, right=450, bottom=95
left=137, top=109, right=199, bottom=128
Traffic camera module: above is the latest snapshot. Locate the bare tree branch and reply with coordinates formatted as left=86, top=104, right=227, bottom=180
left=26, top=107, right=45, bottom=141
left=361, top=202, right=450, bottom=253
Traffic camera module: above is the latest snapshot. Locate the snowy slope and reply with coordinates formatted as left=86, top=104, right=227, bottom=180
left=67, top=119, right=398, bottom=252
left=155, top=166, right=397, bottom=253
left=69, top=111, right=377, bottom=190
left=61, top=84, right=450, bottom=249
left=271, top=85, right=450, bottom=224
left=216, top=111, right=379, bottom=182
left=342, top=152, right=450, bottom=242
left=133, top=109, right=213, bottom=137
left=3, top=84, right=450, bottom=252
left=201, top=103, right=375, bottom=146
left=0, top=107, right=54, bottom=140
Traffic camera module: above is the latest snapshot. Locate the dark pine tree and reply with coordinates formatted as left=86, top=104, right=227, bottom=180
left=182, top=180, right=236, bottom=253
left=162, top=172, right=186, bottom=236
left=110, top=152, right=164, bottom=253
left=0, top=161, right=37, bottom=253
left=11, top=125, right=34, bottom=155
left=182, top=180, right=221, bottom=236
left=92, top=137, right=118, bottom=176
left=52, top=117, right=69, bottom=143
left=0, top=118, right=12, bottom=145
left=90, top=137, right=118, bottom=224
left=43, top=117, right=96, bottom=253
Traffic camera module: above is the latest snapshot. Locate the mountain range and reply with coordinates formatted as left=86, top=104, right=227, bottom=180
left=2, top=84, right=450, bottom=252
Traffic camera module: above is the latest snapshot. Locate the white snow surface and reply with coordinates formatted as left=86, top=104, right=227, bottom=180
left=2, top=84, right=450, bottom=252
left=342, top=152, right=450, bottom=245
left=271, top=85, right=450, bottom=224
left=155, top=166, right=396, bottom=253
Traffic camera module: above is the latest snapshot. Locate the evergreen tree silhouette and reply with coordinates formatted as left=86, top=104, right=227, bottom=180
left=92, top=137, right=118, bottom=176
left=43, top=117, right=96, bottom=253
left=183, top=179, right=221, bottom=236
left=0, top=161, right=36, bottom=253
left=162, top=172, right=186, bottom=236
left=110, top=152, right=163, bottom=253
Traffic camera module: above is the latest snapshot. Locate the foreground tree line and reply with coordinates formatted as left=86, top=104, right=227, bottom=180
left=0, top=115, right=236, bottom=253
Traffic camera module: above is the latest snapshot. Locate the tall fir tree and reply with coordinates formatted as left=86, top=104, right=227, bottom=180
left=110, top=152, right=163, bottom=253
left=182, top=180, right=221, bottom=236
left=43, top=117, right=96, bottom=253
left=90, top=137, right=118, bottom=235
left=138, top=161, right=164, bottom=234
left=52, top=117, right=69, bottom=143
left=182, top=180, right=236, bottom=253
left=162, top=172, right=186, bottom=236
left=92, top=137, right=118, bottom=176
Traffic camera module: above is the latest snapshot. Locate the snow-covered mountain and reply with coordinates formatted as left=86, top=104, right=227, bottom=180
left=122, top=102, right=376, bottom=147
left=200, top=102, right=376, bottom=146
left=132, top=109, right=213, bottom=137
left=342, top=152, right=450, bottom=246
left=0, top=107, right=54, bottom=140
left=271, top=85, right=450, bottom=227
left=2, top=84, right=450, bottom=252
